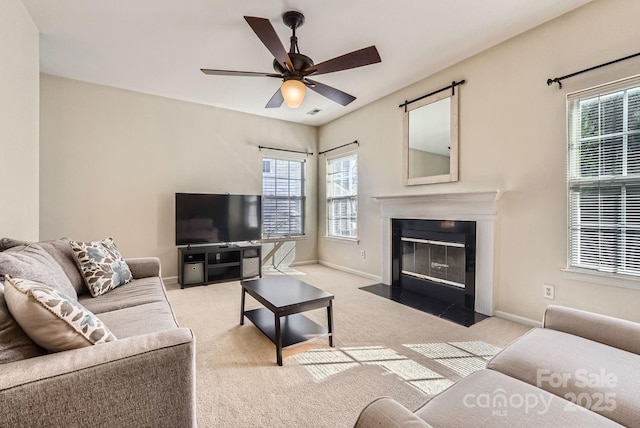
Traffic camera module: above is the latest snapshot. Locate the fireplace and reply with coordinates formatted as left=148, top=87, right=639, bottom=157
left=392, top=219, right=476, bottom=310
left=374, top=191, right=503, bottom=316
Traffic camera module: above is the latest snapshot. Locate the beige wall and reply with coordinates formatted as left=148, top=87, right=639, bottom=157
left=0, top=0, right=39, bottom=240
left=318, top=0, right=640, bottom=322
left=39, top=75, right=318, bottom=278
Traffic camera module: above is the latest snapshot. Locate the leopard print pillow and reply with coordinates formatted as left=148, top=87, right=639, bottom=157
left=70, top=238, right=133, bottom=297
left=4, top=275, right=116, bottom=352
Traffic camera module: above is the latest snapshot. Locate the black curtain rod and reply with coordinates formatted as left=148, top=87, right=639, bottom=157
left=258, top=145, right=313, bottom=156
left=547, top=51, right=640, bottom=89
left=399, top=80, right=465, bottom=112
left=319, top=140, right=359, bottom=155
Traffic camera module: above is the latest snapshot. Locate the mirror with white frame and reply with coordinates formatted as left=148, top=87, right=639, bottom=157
left=403, top=89, right=458, bottom=185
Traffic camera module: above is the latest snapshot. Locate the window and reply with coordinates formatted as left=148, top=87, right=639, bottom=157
left=262, top=158, right=305, bottom=238
left=327, top=153, right=358, bottom=238
left=567, top=75, right=640, bottom=278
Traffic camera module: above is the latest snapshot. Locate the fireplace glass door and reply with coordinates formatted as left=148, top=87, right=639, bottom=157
left=401, top=237, right=466, bottom=288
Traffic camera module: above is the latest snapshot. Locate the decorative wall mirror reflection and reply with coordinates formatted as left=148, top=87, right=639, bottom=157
left=403, top=89, right=458, bottom=185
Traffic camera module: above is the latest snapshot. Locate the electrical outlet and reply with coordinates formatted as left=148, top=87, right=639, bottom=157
left=543, top=284, right=555, bottom=300
left=360, top=250, right=366, bottom=259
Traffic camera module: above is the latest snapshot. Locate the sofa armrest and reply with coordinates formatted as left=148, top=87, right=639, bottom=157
left=125, top=257, right=161, bottom=279
left=543, top=305, right=640, bottom=355
left=354, top=397, right=433, bottom=428
left=0, top=328, right=196, bottom=427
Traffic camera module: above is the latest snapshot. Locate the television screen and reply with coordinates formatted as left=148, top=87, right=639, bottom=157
left=175, top=193, right=262, bottom=245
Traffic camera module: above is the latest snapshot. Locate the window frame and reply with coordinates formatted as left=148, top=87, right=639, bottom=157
left=566, top=74, right=640, bottom=286
left=261, top=156, right=306, bottom=239
left=326, top=151, right=358, bottom=241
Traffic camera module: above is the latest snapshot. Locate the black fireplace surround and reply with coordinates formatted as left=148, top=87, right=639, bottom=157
left=392, top=219, right=476, bottom=310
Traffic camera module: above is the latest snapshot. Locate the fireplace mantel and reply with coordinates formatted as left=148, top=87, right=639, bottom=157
left=374, top=190, right=505, bottom=316
left=373, top=190, right=504, bottom=220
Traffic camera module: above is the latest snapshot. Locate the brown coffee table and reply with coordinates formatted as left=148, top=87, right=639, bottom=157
left=240, top=275, right=334, bottom=366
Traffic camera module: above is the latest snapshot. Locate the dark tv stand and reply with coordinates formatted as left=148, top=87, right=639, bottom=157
left=178, top=244, right=261, bottom=288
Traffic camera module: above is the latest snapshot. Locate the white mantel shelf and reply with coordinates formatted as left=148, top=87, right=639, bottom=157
left=374, top=190, right=505, bottom=222
left=373, top=190, right=505, bottom=203
left=374, top=189, right=505, bottom=316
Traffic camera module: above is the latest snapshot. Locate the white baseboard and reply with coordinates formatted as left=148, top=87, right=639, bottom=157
left=493, top=310, right=542, bottom=328
left=163, top=275, right=178, bottom=285
left=262, top=260, right=318, bottom=269
left=318, top=260, right=382, bottom=282
left=290, top=260, right=318, bottom=267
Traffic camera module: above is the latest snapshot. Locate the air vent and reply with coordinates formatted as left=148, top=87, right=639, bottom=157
left=306, top=108, right=322, bottom=115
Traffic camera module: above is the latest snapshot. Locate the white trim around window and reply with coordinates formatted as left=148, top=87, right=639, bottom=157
left=566, top=74, right=640, bottom=287
left=262, top=156, right=306, bottom=239
left=326, top=151, right=358, bottom=240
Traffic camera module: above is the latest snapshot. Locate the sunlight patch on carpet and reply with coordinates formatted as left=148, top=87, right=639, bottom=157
left=410, top=379, right=455, bottom=396
left=403, top=340, right=500, bottom=379
left=341, top=346, right=404, bottom=362
left=290, top=341, right=500, bottom=393
left=448, top=341, right=501, bottom=357
left=291, top=348, right=354, bottom=364
left=302, top=362, right=360, bottom=381
left=434, top=357, right=487, bottom=377
left=404, top=342, right=472, bottom=359
left=291, top=346, right=423, bottom=383
left=365, top=359, right=442, bottom=381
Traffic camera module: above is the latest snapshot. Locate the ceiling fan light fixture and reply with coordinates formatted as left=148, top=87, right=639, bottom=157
left=281, top=79, right=306, bottom=108
left=202, top=12, right=381, bottom=110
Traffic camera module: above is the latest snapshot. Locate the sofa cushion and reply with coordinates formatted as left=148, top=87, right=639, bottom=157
left=487, top=328, right=640, bottom=427
left=1, top=237, right=86, bottom=297
left=4, top=276, right=116, bottom=352
left=0, top=281, right=45, bottom=363
left=70, top=238, right=133, bottom=297
left=79, top=276, right=170, bottom=315
left=97, top=301, right=180, bottom=339
left=0, top=243, right=77, bottom=299
left=415, top=369, right=623, bottom=427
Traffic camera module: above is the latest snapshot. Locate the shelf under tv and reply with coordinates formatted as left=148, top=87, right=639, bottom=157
left=178, top=244, right=261, bottom=288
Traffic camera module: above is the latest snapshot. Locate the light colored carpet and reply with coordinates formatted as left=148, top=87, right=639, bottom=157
left=166, top=264, right=531, bottom=427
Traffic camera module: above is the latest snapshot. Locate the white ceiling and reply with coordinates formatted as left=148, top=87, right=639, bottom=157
left=22, top=0, right=592, bottom=126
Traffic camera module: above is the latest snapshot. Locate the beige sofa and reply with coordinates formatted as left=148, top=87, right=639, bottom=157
left=0, top=238, right=196, bottom=427
left=355, top=305, right=640, bottom=427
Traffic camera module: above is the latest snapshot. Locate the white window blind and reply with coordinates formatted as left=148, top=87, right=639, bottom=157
left=327, top=153, right=358, bottom=238
left=567, top=75, right=640, bottom=278
left=262, top=158, right=305, bottom=238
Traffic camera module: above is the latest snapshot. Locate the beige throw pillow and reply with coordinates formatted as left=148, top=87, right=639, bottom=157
left=0, top=281, right=45, bottom=363
left=4, top=275, right=116, bottom=352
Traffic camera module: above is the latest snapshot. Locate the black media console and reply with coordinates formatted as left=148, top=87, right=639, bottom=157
left=178, top=244, right=261, bottom=288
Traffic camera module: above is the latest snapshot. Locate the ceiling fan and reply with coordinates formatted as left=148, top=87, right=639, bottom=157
left=201, top=11, right=381, bottom=109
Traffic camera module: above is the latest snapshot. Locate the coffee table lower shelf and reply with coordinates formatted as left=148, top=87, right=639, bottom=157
left=244, top=308, right=329, bottom=348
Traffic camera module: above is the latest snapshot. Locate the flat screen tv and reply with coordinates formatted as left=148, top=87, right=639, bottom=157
left=175, top=193, right=262, bottom=245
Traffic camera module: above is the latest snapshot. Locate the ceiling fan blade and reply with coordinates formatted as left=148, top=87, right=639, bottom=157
left=303, top=46, right=381, bottom=76
left=265, top=88, right=284, bottom=108
left=244, top=16, right=294, bottom=72
left=201, top=69, right=282, bottom=78
left=305, top=79, right=356, bottom=106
